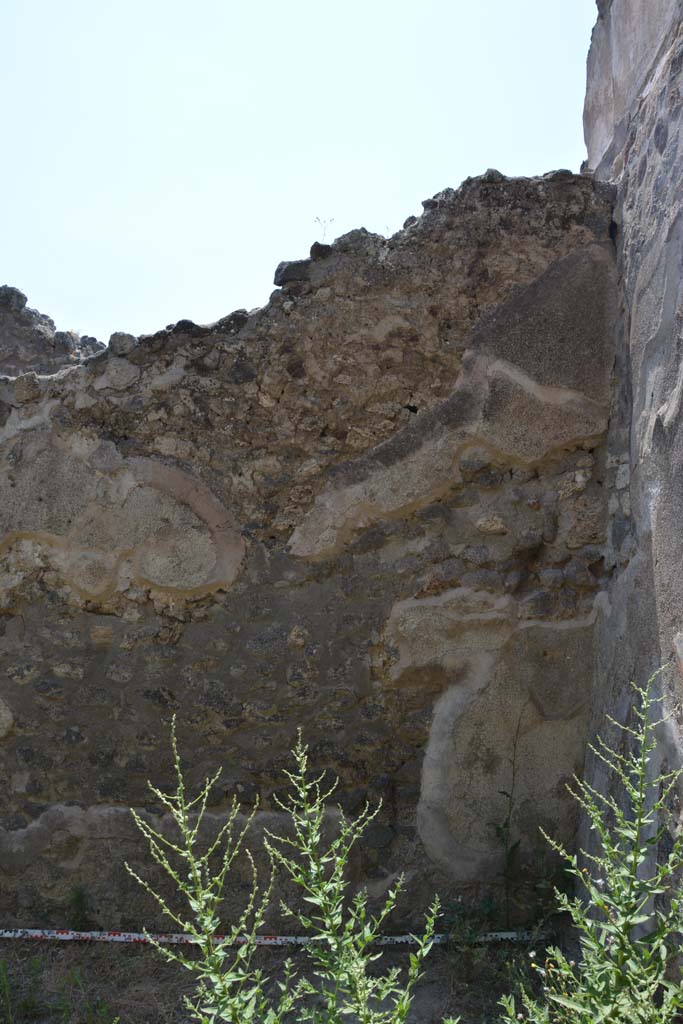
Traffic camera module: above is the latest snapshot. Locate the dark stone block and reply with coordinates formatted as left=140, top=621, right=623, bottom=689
left=273, top=259, right=311, bottom=286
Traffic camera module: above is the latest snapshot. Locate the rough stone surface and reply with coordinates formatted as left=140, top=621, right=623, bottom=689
left=0, top=172, right=616, bottom=929
left=584, top=2, right=683, bottom=850
left=584, top=0, right=683, bottom=173
left=0, top=698, right=13, bottom=740
left=0, top=286, right=104, bottom=376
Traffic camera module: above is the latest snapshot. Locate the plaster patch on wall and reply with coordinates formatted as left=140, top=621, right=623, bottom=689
left=0, top=432, right=245, bottom=607
left=417, top=618, right=595, bottom=881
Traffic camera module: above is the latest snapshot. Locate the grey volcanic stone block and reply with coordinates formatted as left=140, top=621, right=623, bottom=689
left=273, top=259, right=311, bottom=286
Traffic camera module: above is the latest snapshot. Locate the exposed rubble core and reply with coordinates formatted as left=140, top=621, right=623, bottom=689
left=0, top=169, right=617, bottom=927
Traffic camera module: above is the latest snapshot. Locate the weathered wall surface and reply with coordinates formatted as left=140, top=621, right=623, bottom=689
left=0, top=172, right=616, bottom=928
left=584, top=2, right=683, bottom=791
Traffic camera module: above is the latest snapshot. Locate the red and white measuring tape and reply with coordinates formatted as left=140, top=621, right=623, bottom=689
left=0, top=928, right=531, bottom=947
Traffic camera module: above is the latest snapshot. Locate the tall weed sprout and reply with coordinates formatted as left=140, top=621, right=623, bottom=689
left=125, top=719, right=299, bottom=1023
left=127, top=723, right=440, bottom=1023
left=500, top=671, right=683, bottom=1024
left=265, top=732, right=441, bottom=1024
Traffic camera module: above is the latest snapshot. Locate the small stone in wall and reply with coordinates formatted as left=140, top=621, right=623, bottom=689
left=557, top=469, right=591, bottom=499
left=543, top=508, right=559, bottom=543
left=108, top=332, right=138, bottom=357
left=14, top=373, right=41, bottom=404
left=615, top=463, right=630, bottom=490
left=459, top=448, right=503, bottom=487
left=537, top=567, right=565, bottom=589
left=475, top=512, right=508, bottom=535
left=519, top=590, right=556, bottom=618
left=0, top=698, right=14, bottom=739
left=92, top=357, right=140, bottom=391
left=460, top=568, right=505, bottom=592
left=513, top=528, right=544, bottom=553
left=567, top=495, right=606, bottom=548
left=288, top=625, right=309, bottom=649
left=674, top=633, right=683, bottom=679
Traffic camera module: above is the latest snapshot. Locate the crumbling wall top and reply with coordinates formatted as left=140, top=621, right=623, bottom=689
left=0, top=285, right=103, bottom=377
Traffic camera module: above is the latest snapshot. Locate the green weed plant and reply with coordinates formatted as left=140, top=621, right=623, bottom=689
left=265, top=733, right=440, bottom=1023
left=501, top=671, right=683, bottom=1024
left=126, top=724, right=439, bottom=1023
left=127, top=670, right=683, bottom=1024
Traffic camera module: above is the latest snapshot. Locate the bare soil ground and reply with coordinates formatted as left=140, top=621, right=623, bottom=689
left=0, top=938, right=531, bottom=1023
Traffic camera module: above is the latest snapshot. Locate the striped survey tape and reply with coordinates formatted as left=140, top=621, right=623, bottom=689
left=0, top=928, right=533, bottom=947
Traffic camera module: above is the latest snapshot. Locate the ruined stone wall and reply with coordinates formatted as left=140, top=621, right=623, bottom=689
left=6, top=0, right=681, bottom=939
left=0, top=172, right=616, bottom=928
left=584, top=1, right=683, bottom=792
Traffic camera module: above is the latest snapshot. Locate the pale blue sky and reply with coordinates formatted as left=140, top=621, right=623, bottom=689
left=1, top=1, right=597, bottom=341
